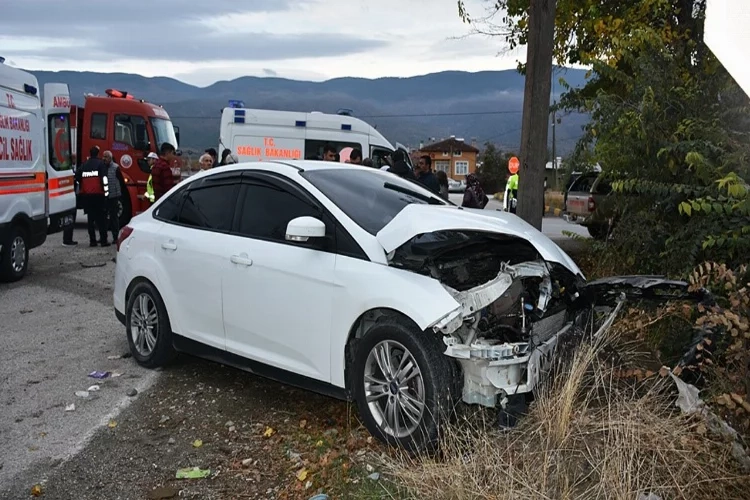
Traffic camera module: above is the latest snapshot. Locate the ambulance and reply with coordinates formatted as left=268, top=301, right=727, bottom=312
left=218, top=105, right=412, bottom=168
left=0, top=60, right=76, bottom=282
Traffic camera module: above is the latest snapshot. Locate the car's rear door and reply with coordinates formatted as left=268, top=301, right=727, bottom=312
left=221, top=171, right=337, bottom=382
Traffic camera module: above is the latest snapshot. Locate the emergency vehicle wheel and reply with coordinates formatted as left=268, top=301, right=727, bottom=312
left=0, top=225, right=29, bottom=282
left=118, top=187, right=132, bottom=228
left=125, top=282, right=176, bottom=368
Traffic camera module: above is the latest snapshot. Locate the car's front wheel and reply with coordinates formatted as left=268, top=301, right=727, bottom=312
left=125, top=281, right=176, bottom=368
left=352, top=318, right=454, bottom=452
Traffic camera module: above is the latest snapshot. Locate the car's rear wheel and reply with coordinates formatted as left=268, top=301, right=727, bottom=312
left=125, top=281, right=176, bottom=368
left=352, top=318, right=453, bottom=452
left=0, top=224, right=29, bottom=283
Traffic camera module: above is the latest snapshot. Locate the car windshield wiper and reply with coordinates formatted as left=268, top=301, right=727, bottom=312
left=384, top=182, right=444, bottom=205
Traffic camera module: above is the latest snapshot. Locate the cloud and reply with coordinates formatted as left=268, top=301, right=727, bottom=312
left=0, top=0, right=385, bottom=63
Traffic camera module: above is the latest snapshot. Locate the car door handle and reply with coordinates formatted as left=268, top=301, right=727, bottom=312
left=161, top=241, right=177, bottom=251
left=230, top=254, right=253, bottom=266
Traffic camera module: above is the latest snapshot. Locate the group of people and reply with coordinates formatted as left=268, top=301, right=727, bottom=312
left=63, top=142, right=180, bottom=247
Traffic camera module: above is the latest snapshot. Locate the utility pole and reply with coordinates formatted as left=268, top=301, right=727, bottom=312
left=517, top=0, right=558, bottom=230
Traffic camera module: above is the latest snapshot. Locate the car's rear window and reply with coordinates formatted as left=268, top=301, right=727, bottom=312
left=300, top=168, right=448, bottom=235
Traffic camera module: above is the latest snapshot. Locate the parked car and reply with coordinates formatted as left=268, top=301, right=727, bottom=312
left=448, top=178, right=465, bottom=193
left=113, top=161, right=685, bottom=450
left=563, top=171, right=614, bottom=239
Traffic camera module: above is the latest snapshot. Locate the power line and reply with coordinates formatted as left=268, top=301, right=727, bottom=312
left=168, top=109, right=524, bottom=120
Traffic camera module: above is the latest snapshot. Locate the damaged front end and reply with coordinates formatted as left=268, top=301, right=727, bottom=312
left=389, top=230, right=708, bottom=410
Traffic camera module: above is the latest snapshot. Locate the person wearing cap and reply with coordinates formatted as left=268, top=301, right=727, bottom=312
left=504, top=162, right=520, bottom=213
left=145, top=152, right=158, bottom=203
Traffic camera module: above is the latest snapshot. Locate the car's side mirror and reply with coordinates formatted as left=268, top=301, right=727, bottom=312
left=285, top=216, right=326, bottom=243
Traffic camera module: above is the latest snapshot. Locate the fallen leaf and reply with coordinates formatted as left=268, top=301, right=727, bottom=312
left=108, top=420, right=117, bottom=428
left=31, top=484, right=43, bottom=496
left=263, top=426, right=275, bottom=438
left=175, top=467, right=210, bottom=479
left=315, top=440, right=324, bottom=447
left=696, top=423, right=707, bottom=435
left=644, top=370, right=655, bottom=379
left=193, top=439, right=203, bottom=448
left=295, top=468, right=308, bottom=481
left=659, top=366, right=670, bottom=378
left=299, top=419, right=307, bottom=429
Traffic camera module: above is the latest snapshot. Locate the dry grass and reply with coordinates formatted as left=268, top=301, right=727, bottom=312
left=545, top=190, right=565, bottom=211
left=383, top=321, right=750, bottom=500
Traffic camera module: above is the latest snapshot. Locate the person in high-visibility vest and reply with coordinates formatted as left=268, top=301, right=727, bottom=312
left=503, top=162, right=520, bottom=213
left=144, top=152, right=158, bottom=203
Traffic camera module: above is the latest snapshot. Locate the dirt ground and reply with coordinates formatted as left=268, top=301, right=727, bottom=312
left=5, top=355, right=398, bottom=500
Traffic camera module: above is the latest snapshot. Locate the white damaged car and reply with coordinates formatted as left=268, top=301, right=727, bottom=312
left=113, top=161, right=696, bottom=450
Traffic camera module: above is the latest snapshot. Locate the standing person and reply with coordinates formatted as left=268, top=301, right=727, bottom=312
left=151, top=143, right=178, bottom=202
left=461, top=173, right=489, bottom=209
left=322, top=144, right=337, bottom=162
left=415, top=155, right=439, bottom=194
left=102, top=150, right=125, bottom=243
left=63, top=155, right=79, bottom=246
left=76, top=146, right=110, bottom=246
left=436, top=170, right=450, bottom=201
left=199, top=153, right=213, bottom=171
left=349, top=148, right=363, bottom=165
left=219, top=149, right=231, bottom=166
left=504, top=164, right=520, bottom=213
left=145, top=152, right=158, bottom=203
left=205, top=148, right=218, bottom=168
left=387, top=150, right=416, bottom=180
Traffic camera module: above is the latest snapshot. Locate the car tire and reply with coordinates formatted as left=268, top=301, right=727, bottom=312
left=0, top=224, right=29, bottom=283
left=125, top=281, right=176, bottom=368
left=352, top=318, right=454, bottom=452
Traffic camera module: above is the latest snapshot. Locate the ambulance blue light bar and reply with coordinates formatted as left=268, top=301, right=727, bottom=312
left=24, top=84, right=38, bottom=95
left=341, top=124, right=352, bottom=131
left=228, top=100, right=245, bottom=108
left=234, top=116, right=245, bottom=123
left=295, top=120, right=306, bottom=127
left=234, top=109, right=245, bottom=123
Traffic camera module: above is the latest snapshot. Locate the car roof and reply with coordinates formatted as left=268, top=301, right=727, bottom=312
left=185, top=160, right=391, bottom=182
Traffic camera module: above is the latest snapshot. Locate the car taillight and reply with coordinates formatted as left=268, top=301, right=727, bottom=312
left=587, top=196, right=596, bottom=212
left=116, top=225, right=133, bottom=252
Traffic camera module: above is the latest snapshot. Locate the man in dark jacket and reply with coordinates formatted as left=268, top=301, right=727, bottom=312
left=387, top=150, right=416, bottom=180
left=415, top=155, right=440, bottom=194
left=152, top=143, right=178, bottom=201
left=75, top=146, right=110, bottom=246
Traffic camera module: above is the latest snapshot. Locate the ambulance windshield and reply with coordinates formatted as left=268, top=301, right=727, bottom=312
left=150, top=117, right=178, bottom=149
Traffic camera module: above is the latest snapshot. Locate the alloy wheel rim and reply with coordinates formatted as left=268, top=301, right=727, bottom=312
left=10, top=236, right=26, bottom=273
left=364, top=339, right=425, bottom=438
left=130, top=293, right=158, bottom=356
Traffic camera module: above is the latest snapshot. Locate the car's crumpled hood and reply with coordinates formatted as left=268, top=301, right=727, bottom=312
left=375, top=204, right=584, bottom=278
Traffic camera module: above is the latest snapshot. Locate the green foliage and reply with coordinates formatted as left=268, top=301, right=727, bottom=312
left=477, top=142, right=517, bottom=193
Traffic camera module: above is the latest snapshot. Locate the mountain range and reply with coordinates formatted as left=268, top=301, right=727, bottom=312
left=29, top=67, right=591, bottom=155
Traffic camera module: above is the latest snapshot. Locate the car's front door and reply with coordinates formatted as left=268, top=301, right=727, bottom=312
left=154, top=174, right=241, bottom=350
left=221, top=173, right=337, bottom=382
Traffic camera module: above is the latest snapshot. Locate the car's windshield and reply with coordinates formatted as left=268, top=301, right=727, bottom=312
left=301, top=168, right=450, bottom=234
left=150, top=117, right=178, bottom=148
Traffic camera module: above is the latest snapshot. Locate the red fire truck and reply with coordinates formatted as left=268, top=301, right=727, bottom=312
left=70, top=89, right=181, bottom=226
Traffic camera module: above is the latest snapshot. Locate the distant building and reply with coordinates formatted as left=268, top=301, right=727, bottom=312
left=417, top=136, right=479, bottom=180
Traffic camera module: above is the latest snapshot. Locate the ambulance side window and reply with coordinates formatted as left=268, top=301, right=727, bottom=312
left=304, top=140, right=362, bottom=160
left=48, top=114, right=73, bottom=171
left=370, top=147, right=392, bottom=169
left=90, top=113, right=107, bottom=140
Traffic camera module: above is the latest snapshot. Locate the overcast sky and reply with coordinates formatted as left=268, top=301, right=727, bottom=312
left=0, top=0, right=522, bottom=87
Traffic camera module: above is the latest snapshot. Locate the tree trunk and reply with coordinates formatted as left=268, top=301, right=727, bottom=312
left=518, top=0, right=557, bottom=230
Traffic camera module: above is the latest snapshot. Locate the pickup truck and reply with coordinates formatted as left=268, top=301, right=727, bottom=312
left=563, top=171, right=613, bottom=239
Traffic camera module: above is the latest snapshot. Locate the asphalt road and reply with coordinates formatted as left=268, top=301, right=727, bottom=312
left=0, top=228, right=158, bottom=496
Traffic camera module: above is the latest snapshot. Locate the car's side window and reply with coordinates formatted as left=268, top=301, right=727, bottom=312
left=235, top=182, right=322, bottom=242
left=177, top=184, right=239, bottom=232
left=153, top=187, right=186, bottom=223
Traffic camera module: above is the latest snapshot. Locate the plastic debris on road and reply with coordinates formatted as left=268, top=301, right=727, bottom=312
left=64, top=404, right=76, bottom=412
left=30, top=484, right=43, bottom=496
left=88, top=371, right=111, bottom=379
left=74, top=391, right=89, bottom=398
left=87, top=385, right=100, bottom=392
left=108, top=420, right=117, bottom=428
left=192, top=439, right=203, bottom=448
left=175, top=467, right=211, bottom=479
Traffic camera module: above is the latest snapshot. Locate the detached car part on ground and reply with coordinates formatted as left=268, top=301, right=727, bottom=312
left=113, top=162, right=708, bottom=453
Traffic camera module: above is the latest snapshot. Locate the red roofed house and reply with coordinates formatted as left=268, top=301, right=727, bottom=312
left=417, top=136, right=479, bottom=181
